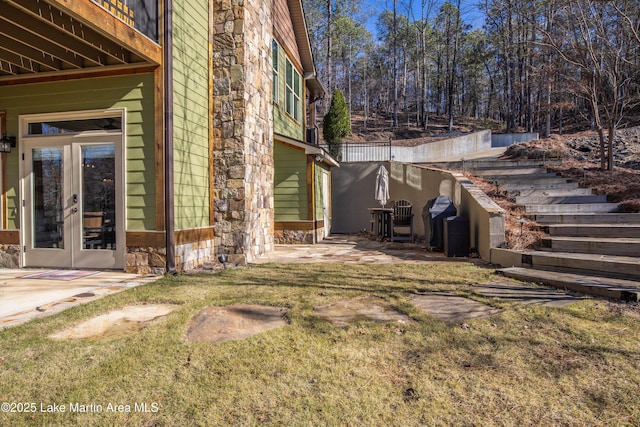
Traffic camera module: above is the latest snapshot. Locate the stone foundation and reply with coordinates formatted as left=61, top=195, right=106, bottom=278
left=275, top=229, right=315, bottom=244
left=274, top=222, right=325, bottom=244
left=0, top=245, right=20, bottom=268
left=126, top=246, right=167, bottom=275
left=125, top=238, right=215, bottom=274
left=175, top=239, right=214, bottom=271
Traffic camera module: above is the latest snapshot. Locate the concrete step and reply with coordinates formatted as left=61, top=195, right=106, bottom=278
left=516, top=194, right=607, bottom=205
left=510, top=188, right=595, bottom=197
left=498, top=267, right=640, bottom=301
left=472, top=167, right=547, bottom=177
left=522, top=203, right=620, bottom=214
left=528, top=213, right=640, bottom=224
left=438, top=159, right=557, bottom=170
left=492, top=248, right=640, bottom=281
left=469, top=159, right=561, bottom=169
left=502, top=182, right=580, bottom=192
left=541, top=237, right=640, bottom=257
left=489, top=174, right=567, bottom=184
left=545, top=224, right=640, bottom=238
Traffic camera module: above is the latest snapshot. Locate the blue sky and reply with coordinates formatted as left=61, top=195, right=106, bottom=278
left=363, top=0, right=486, bottom=39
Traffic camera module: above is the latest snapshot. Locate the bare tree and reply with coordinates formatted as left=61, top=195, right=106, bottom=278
left=539, top=0, right=640, bottom=170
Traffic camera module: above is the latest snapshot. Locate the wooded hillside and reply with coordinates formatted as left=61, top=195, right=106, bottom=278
left=303, top=0, right=640, bottom=170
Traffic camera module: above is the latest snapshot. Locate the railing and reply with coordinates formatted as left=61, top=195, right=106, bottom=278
left=91, top=0, right=159, bottom=42
left=321, top=130, right=493, bottom=163
left=320, top=141, right=392, bottom=163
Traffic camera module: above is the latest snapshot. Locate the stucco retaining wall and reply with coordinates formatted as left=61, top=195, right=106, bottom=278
left=491, top=133, right=539, bottom=147
left=332, top=161, right=505, bottom=261
left=392, top=130, right=492, bottom=162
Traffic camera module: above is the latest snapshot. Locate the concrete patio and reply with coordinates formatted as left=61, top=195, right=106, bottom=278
left=0, top=269, right=158, bottom=329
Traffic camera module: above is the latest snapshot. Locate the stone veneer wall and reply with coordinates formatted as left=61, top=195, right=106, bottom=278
left=274, top=228, right=315, bottom=244
left=0, top=244, right=20, bottom=268
left=126, top=240, right=213, bottom=275
left=212, top=0, right=274, bottom=265
left=126, top=246, right=166, bottom=275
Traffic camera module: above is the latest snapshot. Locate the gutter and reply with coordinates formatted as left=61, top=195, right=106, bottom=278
left=163, top=0, right=176, bottom=274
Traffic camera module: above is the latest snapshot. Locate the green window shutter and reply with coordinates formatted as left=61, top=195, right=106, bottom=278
left=272, top=40, right=279, bottom=103
left=286, top=60, right=293, bottom=116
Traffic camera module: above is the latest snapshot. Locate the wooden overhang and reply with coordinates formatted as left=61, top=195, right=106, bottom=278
left=0, top=0, right=162, bottom=84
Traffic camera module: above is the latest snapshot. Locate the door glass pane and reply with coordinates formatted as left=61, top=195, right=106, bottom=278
left=28, top=117, right=122, bottom=135
left=82, top=145, right=116, bottom=250
left=33, top=148, right=64, bottom=249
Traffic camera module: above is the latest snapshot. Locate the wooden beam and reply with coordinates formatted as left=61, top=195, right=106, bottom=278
left=208, top=0, right=215, bottom=227
left=0, top=63, right=157, bottom=86
left=0, top=44, right=59, bottom=73
left=274, top=221, right=317, bottom=231
left=154, top=66, right=165, bottom=230
left=0, top=230, right=20, bottom=245
left=0, top=111, right=6, bottom=230
left=126, top=228, right=217, bottom=249
left=307, top=155, right=314, bottom=220
left=175, top=228, right=215, bottom=246
left=10, top=0, right=133, bottom=64
left=47, top=0, right=162, bottom=66
left=0, top=7, right=110, bottom=67
left=126, top=231, right=165, bottom=248
left=0, top=22, right=87, bottom=69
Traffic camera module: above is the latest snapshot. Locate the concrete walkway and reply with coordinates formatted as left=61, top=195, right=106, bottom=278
left=0, top=270, right=158, bottom=329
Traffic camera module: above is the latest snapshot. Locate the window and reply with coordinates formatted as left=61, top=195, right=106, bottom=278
left=272, top=40, right=279, bottom=103
left=285, top=58, right=301, bottom=122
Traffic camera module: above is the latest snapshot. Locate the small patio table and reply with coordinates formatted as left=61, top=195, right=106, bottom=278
left=368, top=207, right=393, bottom=240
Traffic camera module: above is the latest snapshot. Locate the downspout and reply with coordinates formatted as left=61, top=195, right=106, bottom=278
left=164, top=0, right=176, bottom=274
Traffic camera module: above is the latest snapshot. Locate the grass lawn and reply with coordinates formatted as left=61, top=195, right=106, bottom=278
left=1, top=262, right=639, bottom=426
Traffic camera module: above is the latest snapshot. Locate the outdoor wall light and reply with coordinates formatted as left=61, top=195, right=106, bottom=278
left=0, top=135, right=16, bottom=153
left=218, top=254, right=228, bottom=269
left=315, top=155, right=324, bottom=163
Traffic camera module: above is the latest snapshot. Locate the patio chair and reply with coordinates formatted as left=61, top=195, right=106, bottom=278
left=83, top=211, right=104, bottom=249
left=390, top=199, right=414, bottom=242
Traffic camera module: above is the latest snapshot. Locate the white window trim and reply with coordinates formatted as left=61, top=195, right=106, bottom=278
left=285, top=58, right=302, bottom=123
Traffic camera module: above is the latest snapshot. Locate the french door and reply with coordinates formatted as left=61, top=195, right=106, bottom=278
left=22, top=131, right=124, bottom=269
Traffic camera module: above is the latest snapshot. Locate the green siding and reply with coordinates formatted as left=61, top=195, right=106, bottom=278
left=273, top=42, right=305, bottom=141
left=274, top=142, right=308, bottom=221
left=0, top=74, right=156, bottom=230
left=172, top=0, right=210, bottom=230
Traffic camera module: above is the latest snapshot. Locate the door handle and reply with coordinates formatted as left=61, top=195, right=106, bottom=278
left=71, top=207, right=78, bottom=213
left=72, top=194, right=78, bottom=204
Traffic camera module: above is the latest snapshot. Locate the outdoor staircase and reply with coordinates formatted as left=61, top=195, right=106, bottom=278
left=465, top=159, right=640, bottom=301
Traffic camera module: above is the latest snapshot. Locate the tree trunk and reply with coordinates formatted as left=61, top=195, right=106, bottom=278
left=392, top=0, right=398, bottom=129
left=545, top=82, right=551, bottom=138
left=608, top=124, right=615, bottom=171
left=558, top=105, right=563, bottom=135
left=326, top=0, right=333, bottom=95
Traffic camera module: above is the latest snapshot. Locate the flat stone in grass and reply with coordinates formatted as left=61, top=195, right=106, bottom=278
left=313, top=295, right=411, bottom=326
left=409, top=293, right=502, bottom=323
left=49, top=304, right=178, bottom=340
left=471, top=281, right=585, bottom=307
left=186, top=304, right=289, bottom=344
